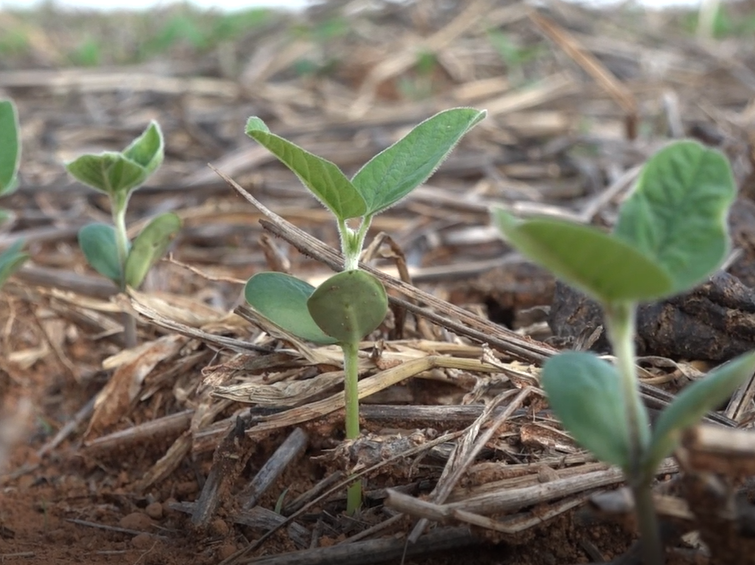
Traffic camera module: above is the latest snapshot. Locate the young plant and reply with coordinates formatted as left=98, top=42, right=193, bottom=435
left=243, top=108, right=486, bottom=512
left=0, top=99, right=29, bottom=288
left=492, top=140, right=755, bottom=565
left=66, top=122, right=181, bottom=348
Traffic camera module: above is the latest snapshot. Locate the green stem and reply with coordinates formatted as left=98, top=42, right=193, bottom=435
left=112, top=203, right=137, bottom=348
left=632, top=483, right=664, bottom=565
left=604, top=302, right=662, bottom=564
left=342, top=340, right=362, bottom=514
left=338, top=216, right=372, bottom=271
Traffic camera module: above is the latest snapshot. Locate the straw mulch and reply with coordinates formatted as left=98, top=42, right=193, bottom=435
left=1, top=1, right=755, bottom=563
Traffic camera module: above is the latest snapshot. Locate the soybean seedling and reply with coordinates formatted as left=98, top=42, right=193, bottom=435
left=243, top=108, right=486, bottom=513
left=66, top=122, right=181, bottom=348
left=492, top=140, right=755, bottom=565
left=0, top=99, right=29, bottom=288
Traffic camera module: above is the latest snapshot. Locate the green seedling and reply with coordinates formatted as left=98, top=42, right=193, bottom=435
left=66, top=122, right=181, bottom=348
left=0, top=99, right=29, bottom=288
left=493, top=140, right=755, bottom=565
left=243, top=108, right=486, bottom=513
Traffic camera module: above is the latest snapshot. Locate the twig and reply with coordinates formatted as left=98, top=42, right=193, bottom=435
left=239, top=427, right=308, bottom=510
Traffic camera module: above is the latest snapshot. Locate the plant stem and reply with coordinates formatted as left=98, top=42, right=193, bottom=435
left=113, top=204, right=137, bottom=349
left=605, top=302, right=663, bottom=564
left=632, top=482, right=664, bottom=565
left=338, top=217, right=372, bottom=271
left=342, top=340, right=362, bottom=514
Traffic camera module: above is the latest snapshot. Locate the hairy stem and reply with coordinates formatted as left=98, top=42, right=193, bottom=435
left=605, top=301, right=662, bottom=564
left=113, top=204, right=137, bottom=348
left=342, top=340, right=362, bottom=513
left=338, top=217, right=372, bottom=271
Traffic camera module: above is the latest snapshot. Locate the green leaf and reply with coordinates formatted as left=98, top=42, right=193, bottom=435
left=614, top=140, right=736, bottom=296
left=245, top=117, right=366, bottom=220
left=0, top=99, right=21, bottom=197
left=124, top=212, right=181, bottom=288
left=645, top=351, right=755, bottom=475
left=245, top=272, right=337, bottom=345
left=307, top=270, right=387, bottom=344
left=542, top=352, right=635, bottom=470
left=121, top=121, right=164, bottom=176
left=78, top=223, right=123, bottom=284
left=0, top=240, right=29, bottom=288
left=352, top=108, right=486, bottom=215
left=66, top=152, right=148, bottom=197
left=492, top=207, right=674, bottom=303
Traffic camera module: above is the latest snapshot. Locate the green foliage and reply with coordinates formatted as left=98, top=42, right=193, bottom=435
left=307, top=270, right=388, bottom=344
left=0, top=240, right=29, bottom=288
left=67, top=121, right=180, bottom=296
left=493, top=138, right=748, bottom=561
left=70, top=36, right=102, bottom=67
left=245, top=272, right=336, bottom=345
left=66, top=121, right=164, bottom=198
left=352, top=108, right=485, bottom=216
left=0, top=99, right=21, bottom=196
left=614, top=141, right=735, bottom=295
left=487, top=29, right=544, bottom=70
left=78, top=223, right=122, bottom=284
left=124, top=212, right=182, bottom=288
left=243, top=109, right=484, bottom=513
left=644, top=351, right=755, bottom=475
left=492, top=210, right=674, bottom=303
left=542, top=352, right=634, bottom=470
left=245, top=117, right=366, bottom=221
left=0, top=99, right=28, bottom=288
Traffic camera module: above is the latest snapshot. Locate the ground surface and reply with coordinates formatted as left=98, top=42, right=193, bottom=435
left=1, top=1, right=755, bottom=563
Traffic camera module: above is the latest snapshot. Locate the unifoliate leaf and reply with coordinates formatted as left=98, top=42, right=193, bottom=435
left=245, top=272, right=337, bottom=345
left=0, top=99, right=21, bottom=196
left=492, top=207, right=674, bottom=304
left=542, top=352, right=635, bottom=470
left=66, top=152, right=148, bottom=196
left=307, top=270, right=387, bottom=344
left=123, top=212, right=181, bottom=288
left=614, top=140, right=736, bottom=296
left=245, top=117, right=366, bottom=220
left=121, top=121, right=164, bottom=176
left=78, top=223, right=123, bottom=284
left=352, top=108, right=486, bottom=215
left=0, top=240, right=29, bottom=288
left=645, top=351, right=755, bottom=475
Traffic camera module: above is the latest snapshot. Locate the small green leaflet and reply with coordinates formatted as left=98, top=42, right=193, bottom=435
left=614, top=140, right=735, bottom=297
left=124, top=212, right=181, bottom=288
left=78, top=223, right=123, bottom=284
left=0, top=99, right=21, bottom=196
left=245, top=117, right=366, bottom=221
left=352, top=108, right=486, bottom=215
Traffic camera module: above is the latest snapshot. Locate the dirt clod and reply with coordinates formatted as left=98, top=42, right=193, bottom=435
left=120, top=511, right=153, bottom=531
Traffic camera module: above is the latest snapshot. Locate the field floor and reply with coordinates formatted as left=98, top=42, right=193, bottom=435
left=1, top=1, right=755, bottom=563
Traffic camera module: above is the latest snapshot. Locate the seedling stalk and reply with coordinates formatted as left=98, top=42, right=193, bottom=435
left=242, top=108, right=486, bottom=515
left=493, top=140, right=755, bottom=565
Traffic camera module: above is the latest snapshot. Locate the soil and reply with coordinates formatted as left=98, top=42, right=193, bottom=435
left=1, top=0, right=755, bottom=564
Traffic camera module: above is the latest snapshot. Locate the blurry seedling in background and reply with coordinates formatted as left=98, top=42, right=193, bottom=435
left=0, top=99, right=29, bottom=288
left=244, top=108, right=486, bottom=513
left=493, top=140, right=755, bottom=565
left=66, top=122, right=181, bottom=348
